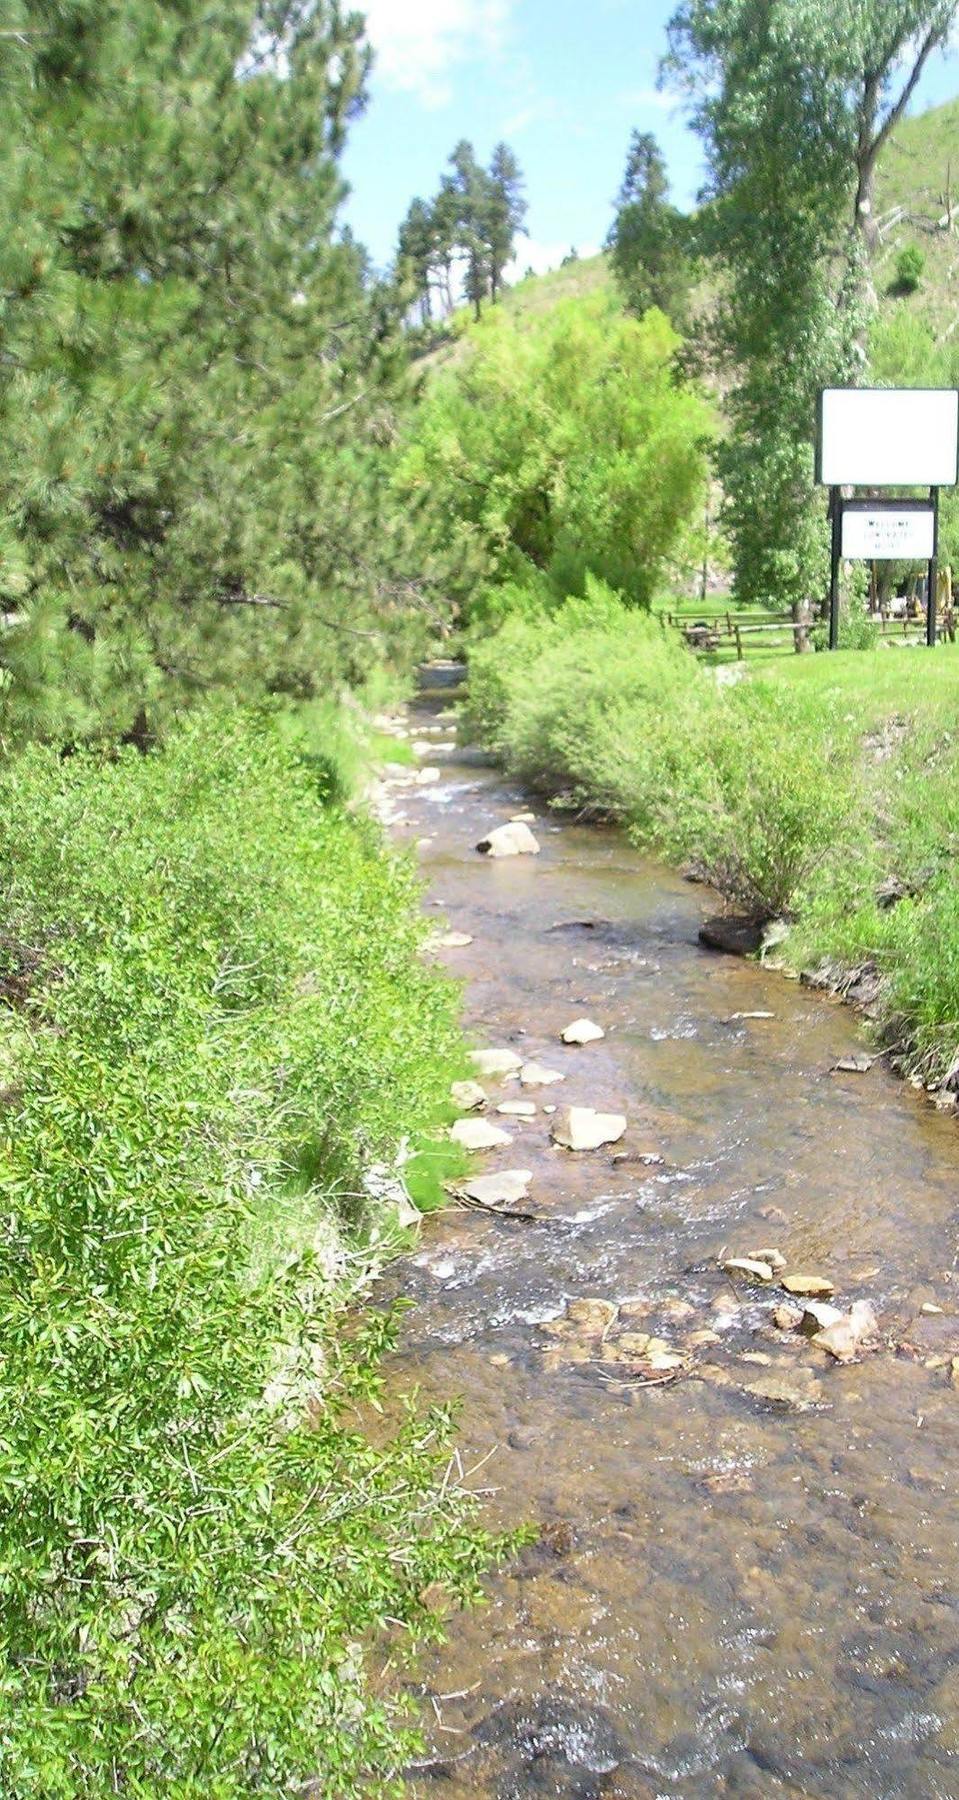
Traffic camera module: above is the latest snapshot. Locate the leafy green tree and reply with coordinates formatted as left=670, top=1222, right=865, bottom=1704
left=0, top=1, right=427, bottom=747
left=663, top=1, right=957, bottom=628
left=400, top=294, right=713, bottom=616
left=607, top=131, right=693, bottom=325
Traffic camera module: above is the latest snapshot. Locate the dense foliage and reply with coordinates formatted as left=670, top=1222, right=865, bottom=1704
left=0, top=705, right=505, bottom=1796
left=0, top=2, right=435, bottom=747
left=400, top=296, right=712, bottom=619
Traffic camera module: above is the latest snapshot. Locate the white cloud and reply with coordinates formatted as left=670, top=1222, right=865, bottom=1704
left=505, top=238, right=601, bottom=282
left=361, top=0, right=511, bottom=108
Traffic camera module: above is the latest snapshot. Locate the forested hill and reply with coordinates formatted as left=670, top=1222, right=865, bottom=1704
left=461, top=94, right=959, bottom=346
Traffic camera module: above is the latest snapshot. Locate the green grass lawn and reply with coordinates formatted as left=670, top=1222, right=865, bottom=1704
left=766, top=639, right=959, bottom=725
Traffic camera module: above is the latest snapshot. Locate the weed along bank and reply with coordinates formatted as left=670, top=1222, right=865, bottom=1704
left=818, top=385, right=959, bottom=647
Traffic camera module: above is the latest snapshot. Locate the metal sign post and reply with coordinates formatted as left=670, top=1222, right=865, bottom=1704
left=928, top=487, right=940, bottom=649
left=828, top=488, right=841, bottom=652
left=816, top=388, right=959, bottom=650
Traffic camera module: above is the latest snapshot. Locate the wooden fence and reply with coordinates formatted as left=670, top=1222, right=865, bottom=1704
left=661, top=600, right=957, bottom=660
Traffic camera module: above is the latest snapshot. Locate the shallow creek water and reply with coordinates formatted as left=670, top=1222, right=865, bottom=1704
left=377, top=700, right=959, bottom=1800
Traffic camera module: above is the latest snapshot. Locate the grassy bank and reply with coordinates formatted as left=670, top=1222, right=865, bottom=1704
left=464, top=587, right=959, bottom=1093
left=0, top=704, right=502, bottom=1797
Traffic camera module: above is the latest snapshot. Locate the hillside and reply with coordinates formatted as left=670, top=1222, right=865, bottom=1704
left=500, top=250, right=612, bottom=319
left=420, top=98, right=959, bottom=376
left=874, top=96, right=959, bottom=334
left=501, top=102, right=959, bottom=339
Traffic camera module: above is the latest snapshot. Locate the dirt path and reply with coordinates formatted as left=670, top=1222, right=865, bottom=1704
left=376, top=698, right=959, bottom=1800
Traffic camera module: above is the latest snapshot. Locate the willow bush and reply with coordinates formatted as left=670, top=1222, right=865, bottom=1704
left=463, top=582, right=862, bottom=920
left=0, top=706, right=502, bottom=1798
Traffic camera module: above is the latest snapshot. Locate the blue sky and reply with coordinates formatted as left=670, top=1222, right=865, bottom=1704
left=341, top=1, right=959, bottom=277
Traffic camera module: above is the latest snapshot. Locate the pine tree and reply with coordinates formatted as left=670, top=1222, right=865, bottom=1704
left=606, top=131, right=692, bottom=325
left=485, top=142, right=527, bottom=302
left=446, top=140, right=492, bottom=321
left=397, top=196, right=435, bottom=323
left=0, top=1, right=424, bottom=746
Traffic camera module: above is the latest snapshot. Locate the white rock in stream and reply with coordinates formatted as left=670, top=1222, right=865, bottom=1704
left=800, top=1300, right=844, bottom=1335
left=437, top=930, right=474, bottom=948
left=450, top=1117, right=513, bottom=1152
left=475, top=821, right=540, bottom=857
left=415, top=766, right=442, bottom=785
left=812, top=1300, right=878, bottom=1363
left=450, top=1079, right=488, bottom=1112
left=496, top=1099, right=537, bottom=1117
left=551, top=1107, right=627, bottom=1152
left=519, top=1061, right=565, bottom=1087
left=471, top=1047, right=523, bottom=1078
left=723, top=1257, right=774, bottom=1283
left=561, top=1017, right=606, bottom=1045
left=458, top=1170, right=533, bottom=1208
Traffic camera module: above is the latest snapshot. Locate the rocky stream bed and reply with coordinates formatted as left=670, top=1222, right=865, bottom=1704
left=371, top=689, right=959, bottom=1800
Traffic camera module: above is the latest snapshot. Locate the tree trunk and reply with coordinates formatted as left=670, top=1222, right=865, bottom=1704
left=853, top=151, right=879, bottom=254
left=792, top=597, right=812, bottom=653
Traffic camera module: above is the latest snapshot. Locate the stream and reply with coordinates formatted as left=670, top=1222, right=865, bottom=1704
left=376, top=691, right=959, bottom=1800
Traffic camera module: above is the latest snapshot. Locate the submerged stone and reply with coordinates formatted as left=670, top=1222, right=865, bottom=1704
left=740, top=1368, right=824, bottom=1410
left=471, top=1047, right=523, bottom=1078
left=520, top=1060, right=565, bottom=1087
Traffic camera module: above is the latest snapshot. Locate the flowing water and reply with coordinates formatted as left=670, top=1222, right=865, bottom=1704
left=377, top=698, right=959, bottom=1800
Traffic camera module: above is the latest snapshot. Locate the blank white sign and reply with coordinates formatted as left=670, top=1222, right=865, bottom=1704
left=841, top=507, right=935, bottom=561
left=819, top=388, right=959, bottom=487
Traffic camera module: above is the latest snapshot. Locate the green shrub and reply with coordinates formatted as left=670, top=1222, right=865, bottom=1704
left=0, top=706, right=503, bottom=1797
left=466, top=582, right=862, bottom=919
left=893, top=245, right=925, bottom=294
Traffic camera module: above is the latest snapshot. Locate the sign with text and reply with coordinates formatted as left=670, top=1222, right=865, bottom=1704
left=841, top=503, right=935, bottom=561
left=818, top=387, right=959, bottom=488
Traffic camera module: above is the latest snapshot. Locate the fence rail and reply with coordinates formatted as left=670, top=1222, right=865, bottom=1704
left=659, top=605, right=957, bottom=660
